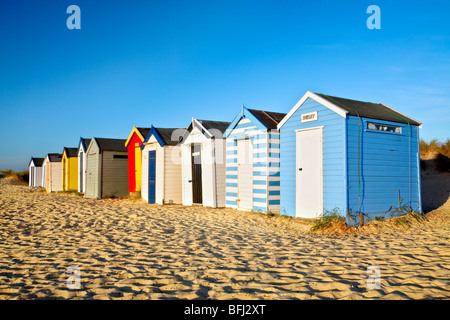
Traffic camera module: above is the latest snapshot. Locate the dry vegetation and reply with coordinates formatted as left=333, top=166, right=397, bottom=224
left=420, top=138, right=450, bottom=172
left=309, top=138, right=450, bottom=235
left=0, top=169, right=29, bottom=184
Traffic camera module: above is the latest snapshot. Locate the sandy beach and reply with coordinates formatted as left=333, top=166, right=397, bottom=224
left=0, top=172, right=449, bottom=300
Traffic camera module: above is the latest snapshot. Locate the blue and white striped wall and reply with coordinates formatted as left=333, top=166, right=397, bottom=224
left=225, top=109, right=281, bottom=213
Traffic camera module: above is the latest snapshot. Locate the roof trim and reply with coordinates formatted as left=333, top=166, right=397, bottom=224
left=125, top=125, right=146, bottom=147
left=277, top=91, right=348, bottom=129
left=179, top=118, right=211, bottom=144
left=224, top=106, right=269, bottom=138
left=380, top=103, right=422, bottom=128
left=78, top=137, right=92, bottom=153
left=141, top=125, right=166, bottom=148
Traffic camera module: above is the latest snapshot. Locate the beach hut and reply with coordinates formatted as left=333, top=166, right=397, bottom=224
left=84, top=138, right=129, bottom=199
left=180, top=119, right=230, bottom=207
left=77, top=138, right=91, bottom=193
left=43, top=153, right=62, bottom=192
left=28, top=157, right=44, bottom=187
left=141, top=126, right=183, bottom=204
left=224, top=107, right=286, bottom=213
left=61, top=147, right=78, bottom=191
left=125, top=126, right=151, bottom=196
left=277, top=91, right=422, bottom=224
left=41, top=159, right=47, bottom=188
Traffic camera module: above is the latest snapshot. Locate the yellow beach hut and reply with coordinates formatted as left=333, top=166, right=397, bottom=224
left=62, top=147, right=79, bottom=191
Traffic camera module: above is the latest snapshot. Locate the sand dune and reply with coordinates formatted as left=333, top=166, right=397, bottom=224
left=0, top=176, right=449, bottom=300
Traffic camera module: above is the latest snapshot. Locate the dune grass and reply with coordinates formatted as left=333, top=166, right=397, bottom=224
left=420, top=138, right=450, bottom=172
left=0, top=169, right=29, bottom=184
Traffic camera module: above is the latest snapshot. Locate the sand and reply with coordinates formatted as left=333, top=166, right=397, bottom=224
left=0, top=174, right=449, bottom=300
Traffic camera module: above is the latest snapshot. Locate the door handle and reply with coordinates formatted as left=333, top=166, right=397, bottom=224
left=298, top=168, right=303, bottom=171
left=188, top=180, right=192, bottom=183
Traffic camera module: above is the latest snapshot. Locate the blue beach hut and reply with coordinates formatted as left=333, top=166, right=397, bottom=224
left=224, top=107, right=286, bottom=213
left=277, top=91, right=422, bottom=224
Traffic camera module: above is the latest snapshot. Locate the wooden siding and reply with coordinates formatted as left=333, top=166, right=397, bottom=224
left=163, top=145, right=182, bottom=204
left=101, top=151, right=129, bottom=198
left=78, top=147, right=87, bottom=193
left=155, top=145, right=164, bottom=203
left=49, top=162, right=62, bottom=192
left=214, top=138, right=227, bottom=208
left=346, top=116, right=421, bottom=222
left=62, top=154, right=78, bottom=191
left=42, top=161, right=47, bottom=188
left=141, top=139, right=182, bottom=205
left=29, top=164, right=43, bottom=187
left=141, top=144, right=152, bottom=203
left=279, top=97, right=346, bottom=217
left=85, top=142, right=100, bottom=198
left=181, top=144, right=193, bottom=206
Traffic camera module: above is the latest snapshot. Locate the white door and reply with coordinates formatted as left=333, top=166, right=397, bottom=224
left=296, top=128, right=323, bottom=218
left=237, top=139, right=253, bottom=210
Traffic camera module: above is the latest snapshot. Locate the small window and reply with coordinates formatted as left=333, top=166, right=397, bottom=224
left=113, top=154, right=128, bottom=159
left=367, top=122, right=402, bottom=134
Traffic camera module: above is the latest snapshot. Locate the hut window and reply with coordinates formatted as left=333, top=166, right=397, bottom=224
left=367, top=122, right=402, bottom=134
left=113, top=155, right=128, bottom=159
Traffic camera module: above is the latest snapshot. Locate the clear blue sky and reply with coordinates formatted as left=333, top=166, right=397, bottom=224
left=1, top=0, right=449, bottom=171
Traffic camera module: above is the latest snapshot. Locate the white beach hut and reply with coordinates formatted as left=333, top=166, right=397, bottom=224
left=28, top=157, right=44, bottom=187
left=141, top=126, right=183, bottom=205
left=77, top=137, right=91, bottom=193
left=43, top=153, right=63, bottom=192
left=180, top=119, right=230, bottom=207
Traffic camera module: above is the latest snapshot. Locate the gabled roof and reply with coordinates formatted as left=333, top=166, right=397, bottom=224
left=29, top=157, right=44, bottom=167
left=63, top=147, right=78, bottom=158
left=278, top=91, right=421, bottom=129
left=196, top=120, right=231, bottom=135
left=224, top=106, right=287, bottom=137
left=142, top=126, right=183, bottom=148
left=93, top=138, right=127, bottom=152
left=47, top=153, right=62, bottom=162
left=182, top=119, right=231, bottom=142
left=247, top=109, right=286, bottom=129
left=316, top=93, right=421, bottom=126
left=79, top=137, right=91, bottom=151
left=125, top=126, right=152, bottom=147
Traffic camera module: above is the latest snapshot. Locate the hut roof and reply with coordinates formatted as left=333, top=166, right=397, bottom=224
left=29, top=157, right=45, bottom=167
left=154, top=128, right=183, bottom=146
left=196, top=120, right=231, bottom=135
left=94, top=138, right=127, bottom=152
left=248, top=109, right=287, bottom=129
left=47, top=153, right=62, bottom=162
left=63, top=147, right=78, bottom=158
left=314, top=93, right=421, bottom=126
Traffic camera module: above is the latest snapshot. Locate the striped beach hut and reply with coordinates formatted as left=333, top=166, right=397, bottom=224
left=61, top=147, right=78, bottom=191
left=141, top=126, right=182, bottom=205
left=84, top=138, right=129, bottom=199
left=77, top=138, right=91, bottom=193
left=43, top=153, right=62, bottom=192
left=28, top=157, right=44, bottom=187
left=180, top=119, right=230, bottom=207
left=125, top=126, right=151, bottom=196
left=224, top=107, right=286, bottom=213
left=277, top=91, right=422, bottom=224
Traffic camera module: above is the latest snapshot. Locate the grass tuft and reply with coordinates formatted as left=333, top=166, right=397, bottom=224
left=310, top=209, right=348, bottom=232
